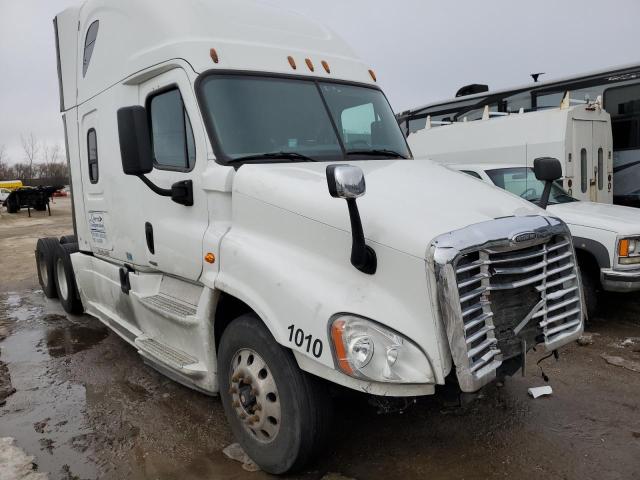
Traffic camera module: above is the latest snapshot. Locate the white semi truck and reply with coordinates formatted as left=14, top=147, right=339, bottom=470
left=40, top=0, right=584, bottom=473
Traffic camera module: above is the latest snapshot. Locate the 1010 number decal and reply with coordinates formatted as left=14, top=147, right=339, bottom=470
left=287, top=324, right=323, bottom=358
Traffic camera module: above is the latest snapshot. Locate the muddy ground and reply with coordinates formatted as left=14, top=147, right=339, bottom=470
left=0, top=198, right=639, bottom=480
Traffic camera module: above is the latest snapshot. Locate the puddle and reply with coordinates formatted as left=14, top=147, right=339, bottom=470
left=43, top=323, right=109, bottom=358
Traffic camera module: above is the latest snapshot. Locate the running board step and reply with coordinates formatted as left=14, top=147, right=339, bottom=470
left=135, top=336, right=206, bottom=376
left=138, top=293, right=197, bottom=322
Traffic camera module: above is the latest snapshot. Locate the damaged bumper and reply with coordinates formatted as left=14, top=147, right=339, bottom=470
left=601, top=267, right=640, bottom=292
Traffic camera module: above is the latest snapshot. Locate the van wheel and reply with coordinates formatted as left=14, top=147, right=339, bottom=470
left=581, top=270, right=599, bottom=320
left=35, top=238, right=60, bottom=298
left=218, top=314, right=331, bottom=474
left=54, top=243, right=83, bottom=314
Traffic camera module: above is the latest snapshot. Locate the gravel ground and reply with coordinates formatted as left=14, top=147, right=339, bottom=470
left=0, top=198, right=639, bottom=480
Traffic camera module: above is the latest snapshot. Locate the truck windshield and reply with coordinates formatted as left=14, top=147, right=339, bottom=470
left=198, top=74, right=411, bottom=163
left=486, top=167, right=578, bottom=205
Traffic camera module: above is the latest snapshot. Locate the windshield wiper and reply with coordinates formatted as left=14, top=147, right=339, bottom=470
left=232, top=151, right=316, bottom=163
left=346, top=149, right=408, bottom=159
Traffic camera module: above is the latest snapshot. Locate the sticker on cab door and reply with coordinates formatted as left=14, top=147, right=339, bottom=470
left=88, top=211, right=109, bottom=247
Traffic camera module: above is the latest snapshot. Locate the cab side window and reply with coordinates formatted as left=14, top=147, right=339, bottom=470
left=148, top=88, right=196, bottom=171
left=87, top=128, right=99, bottom=184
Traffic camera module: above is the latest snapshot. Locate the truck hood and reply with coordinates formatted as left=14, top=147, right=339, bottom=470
left=549, top=201, right=640, bottom=236
left=233, top=159, right=546, bottom=259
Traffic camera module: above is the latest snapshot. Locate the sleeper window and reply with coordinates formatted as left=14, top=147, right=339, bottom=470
left=148, top=88, right=196, bottom=170
left=87, top=129, right=99, bottom=184
left=83, top=20, right=99, bottom=77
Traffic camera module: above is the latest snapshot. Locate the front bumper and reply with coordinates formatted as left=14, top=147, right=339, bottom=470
left=601, top=268, right=640, bottom=292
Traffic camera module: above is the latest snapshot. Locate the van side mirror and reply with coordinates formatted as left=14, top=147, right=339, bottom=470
left=117, top=106, right=153, bottom=175
left=326, top=165, right=376, bottom=275
left=116, top=106, right=193, bottom=207
left=533, top=157, right=562, bottom=210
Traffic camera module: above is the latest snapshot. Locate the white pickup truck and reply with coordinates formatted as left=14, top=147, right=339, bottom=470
left=449, top=163, right=640, bottom=313
left=40, top=0, right=585, bottom=473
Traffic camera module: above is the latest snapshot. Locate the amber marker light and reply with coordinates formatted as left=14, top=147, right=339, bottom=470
left=368, top=69, right=377, bottom=82
left=205, top=252, right=216, bottom=264
left=330, top=319, right=353, bottom=375
left=287, top=56, right=297, bottom=70
left=619, top=239, right=630, bottom=257
left=210, top=48, right=219, bottom=64
left=321, top=60, right=330, bottom=73
left=305, top=58, right=314, bottom=72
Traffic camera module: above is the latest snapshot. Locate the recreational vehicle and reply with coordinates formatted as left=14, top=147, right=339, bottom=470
left=39, top=0, right=585, bottom=472
left=398, top=63, right=640, bottom=207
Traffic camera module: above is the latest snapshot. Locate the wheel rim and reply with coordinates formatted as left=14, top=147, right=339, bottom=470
left=229, top=348, right=281, bottom=443
left=56, top=258, right=68, bottom=300
left=38, top=252, right=48, bottom=286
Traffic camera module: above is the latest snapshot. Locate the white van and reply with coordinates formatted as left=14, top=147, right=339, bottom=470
left=40, top=0, right=584, bottom=473
left=407, top=103, right=614, bottom=203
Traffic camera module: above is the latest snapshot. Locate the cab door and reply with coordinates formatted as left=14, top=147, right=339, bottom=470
left=136, top=68, right=209, bottom=281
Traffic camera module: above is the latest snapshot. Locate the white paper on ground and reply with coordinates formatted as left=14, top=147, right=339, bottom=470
left=528, top=385, right=553, bottom=398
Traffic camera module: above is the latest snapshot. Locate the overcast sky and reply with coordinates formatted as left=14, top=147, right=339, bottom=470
left=0, top=0, right=638, bottom=164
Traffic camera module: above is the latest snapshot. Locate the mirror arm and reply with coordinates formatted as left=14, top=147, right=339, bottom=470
left=346, top=198, right=377, bottom=275
left=137, top=174, right=172, bottom=197
left=539, top=182, right=552, bottom=210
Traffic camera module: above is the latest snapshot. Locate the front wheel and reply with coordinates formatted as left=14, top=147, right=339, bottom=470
left=218, top=314, right=331, bottom=474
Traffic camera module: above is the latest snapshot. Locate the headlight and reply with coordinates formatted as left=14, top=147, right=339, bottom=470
left=329, top=315, right=434, bottom=384
left=618, top=237, right=640, bottom=265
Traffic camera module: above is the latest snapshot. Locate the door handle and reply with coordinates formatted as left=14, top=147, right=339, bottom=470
left=145, top=222, right=155, bottom=254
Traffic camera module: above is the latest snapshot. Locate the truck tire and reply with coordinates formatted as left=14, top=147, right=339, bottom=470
left=35, top=238, right=60, bottom=298
left=218, top=314, right=331, bottom=474
left=53, top=243, right=83, bottom=314
left=59, top=235, right=77, bottom=245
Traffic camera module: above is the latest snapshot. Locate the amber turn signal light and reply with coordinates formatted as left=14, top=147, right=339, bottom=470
left=330, top=319, right=353, bottom=375
left=321, top=60, right=330, bottom=73
left=287, top=56, right=297, bottom=70
left=368, top=69, right=377, bottom=82
left=619, top=239, right=629, bottom=257
left=205, top=252, right=216, bottom=264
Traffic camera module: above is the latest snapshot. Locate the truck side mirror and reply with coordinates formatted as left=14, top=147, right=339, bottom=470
left=116, top=106, right=193, bottom=207
left=117, top=106, right=153, bottom=175
left=326, top=165, right=376, bottom=275
left=533, top=157, right=562, bottom=210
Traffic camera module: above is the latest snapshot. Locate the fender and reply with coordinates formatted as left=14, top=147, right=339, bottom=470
left=572, top=236, right=611, bottom=269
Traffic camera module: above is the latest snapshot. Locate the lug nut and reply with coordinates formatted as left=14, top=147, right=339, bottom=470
left=249, top=415, right=260, bottom=423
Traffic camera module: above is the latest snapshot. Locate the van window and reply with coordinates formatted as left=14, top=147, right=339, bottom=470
left=580, top=148, right=587, bottom=193
left=83, top=21, right=99, bottom=77
left=148, top=88, right=196, bottom=171
left=87, top=129, right=99, bottom=184
left=597, top=148, right=604, bottom=190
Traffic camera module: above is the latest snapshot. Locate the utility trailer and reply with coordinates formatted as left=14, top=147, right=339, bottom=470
left=40, top=0, right=585, bottom=473
left=407, top=101, right=614, bottom=204
left=4, top=186, right=62, bottom=215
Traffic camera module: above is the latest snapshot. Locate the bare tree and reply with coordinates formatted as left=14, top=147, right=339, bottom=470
left=0, top=145, right=10, bottom=179
left=21, top=133, right=40, bottom=180
left=40, top=144, right=62, bottom=179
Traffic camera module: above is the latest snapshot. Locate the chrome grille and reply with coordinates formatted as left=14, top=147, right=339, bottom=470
left=431, top=216, right=584, bottom=392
